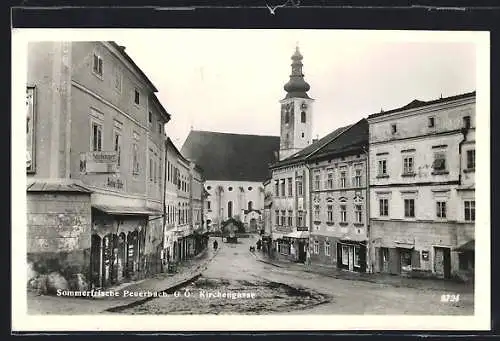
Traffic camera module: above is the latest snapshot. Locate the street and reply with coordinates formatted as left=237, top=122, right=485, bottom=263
left=117, top=236, right=473, bottom=315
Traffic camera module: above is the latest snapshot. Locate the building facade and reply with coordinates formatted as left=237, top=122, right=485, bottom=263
left=307, top=119, right=369, bottom=272
left=26, top=41, right=171, bottom=290
left=368, top=92, right=476, bottom=280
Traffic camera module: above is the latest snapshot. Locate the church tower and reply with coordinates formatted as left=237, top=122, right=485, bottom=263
left=279, top=45, right=314, bottom=161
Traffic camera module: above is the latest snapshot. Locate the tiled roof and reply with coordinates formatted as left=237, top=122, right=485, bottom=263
left=181, top=130, right=280, bottom=182
left=309, top=118, right=368, bottom=161
left=368, top=91, right=476, bottom=119
left=271, top=124, right=352, bottom=168
left=27, top=181, right=92, bottom=193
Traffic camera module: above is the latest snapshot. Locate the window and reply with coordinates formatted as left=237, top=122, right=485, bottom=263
left=280, top=180, right=285, bottom=197
left=314, top=205, right=320, bottom=221
left=297, top=210, right=304, bottom=227
left=148, top=112, right=153, bottom=127
left=463, top=116, right=471, bottom=129
left=92, top=53, right=103, bottom=76
left=206, top=185, right=211, bottom=190
left=301, top=111, right=306, bottom=123
left=158, top=122, right=162, bottom=134
left=391, top=124, right=397, bottom=134
left=91, top=122, right=102, bottom=152
left=113, top=132, right=121, bottom=167
left=275, top=180, right=279, bottom=196
left=340, top=205, right=347, bottom=222
left=378, top=160, right=387, bottom=176
left=354, top=246, right=360, bottom=267
left=325, top=242, right=331, bottom=256
left=404, top=199, right=415, bottom=218
left=354, top=169, right=362, bottom=187
left=280, top=210, right=286, bottom=226
left=355, top=205, right=363, bottom=223
left=228, top=201, right=233, bottom=218
left=296, top=177, right=303, bottom=196
left=149, top=157, right=153, bottom=181
left=314, top=172, right=320, bottom=190
left=313, top=240, right=319, bottom=254
left=207, top=201, right=211, bottom=210
left=248, top=201, right=253, bottom=211
left=340, top=171, right=346, bottom=188
left=228, top=186, right=233, bottom=191
left=342, top=245, right=349, bottom=265
left=287, top=178, right=293, bottom=196
left=113, top=68, right=122, bottom=91
left=379, top=198, right=389, bottom=216
left=248, top=186, right=253, bottom=191
left=327, top=169, right=334, bottom=189
left=287, top=210, right=293, bottom=226
left=436, top=201, right=447, bottom=219
left=467, top=149, right=475, bottom=169
left=464, top=200, right=475, bottom=221
left=433, top=152, right=447, bottom=172
left=301, top=132, right=304, bottom=138
left=134, top=89, right=140, bottom=105
left=327, top=205, right=333, bottom=222
left=275, top=210, right=280, bottom=225
left=428, top=116, right=435, bottom=128
left=284, top=111, right=289, bottom=124
left=403, top=156, right=414, bottom=174
left=132, top=134, right=140, bottom=175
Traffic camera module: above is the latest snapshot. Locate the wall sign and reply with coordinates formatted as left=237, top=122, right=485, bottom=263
left=421, top=250, right=429, bottom=261
left=26, top=86, right=36, bottom=172
left=80, top=151, right=118, bottom=173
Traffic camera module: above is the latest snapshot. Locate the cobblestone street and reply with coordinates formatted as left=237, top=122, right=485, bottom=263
left=117, top=235, right=474, bottom=315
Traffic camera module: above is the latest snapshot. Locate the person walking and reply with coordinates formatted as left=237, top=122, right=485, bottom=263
left=305, top=246, right=311, bottom=268
left=213, top=239, right=218, bottom=251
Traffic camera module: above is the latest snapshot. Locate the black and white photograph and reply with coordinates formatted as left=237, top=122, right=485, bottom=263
left=12, top=28, right=490, bottom=331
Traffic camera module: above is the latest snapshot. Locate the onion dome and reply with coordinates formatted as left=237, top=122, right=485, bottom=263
left=283, top=46, right=311, bottom=99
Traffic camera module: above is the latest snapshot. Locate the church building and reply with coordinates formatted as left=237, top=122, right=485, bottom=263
left=181, top=130, right=280, bottom=232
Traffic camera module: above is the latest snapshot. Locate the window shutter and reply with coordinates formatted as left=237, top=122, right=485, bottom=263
left=411, top=249, right=421, bottom=268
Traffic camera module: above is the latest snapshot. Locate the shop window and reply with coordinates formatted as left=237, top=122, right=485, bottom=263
left=341, top=245, right=349, bottom=265
left=354, top=246, right=360, bottom=267
left=325, top=242, right=331, bottom=256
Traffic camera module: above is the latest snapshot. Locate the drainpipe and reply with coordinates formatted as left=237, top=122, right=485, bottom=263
left=458, top=127, right=468, bottom=186
left=161, top=144, right=167, bottom=269
left=362, top=145, right=371, bottom=273
left=305, top=162, right=312, bottom=252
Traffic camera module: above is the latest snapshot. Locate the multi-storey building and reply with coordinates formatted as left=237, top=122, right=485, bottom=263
left=26, top=41, right=171, bottom=290
left=181, top=130, right=278, bottom=232
left=367, top=91, right=475, bottom=280
left=306, top=119, right=369, bottom=272
left=189, top=162, right=208, bottom=254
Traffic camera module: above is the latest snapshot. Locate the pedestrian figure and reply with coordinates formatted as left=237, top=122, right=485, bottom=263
left=305, top=247, right=311, bottom=267
left=213, top=239, right=218, bottom=251
left=256, top=239, right=262, bottom=251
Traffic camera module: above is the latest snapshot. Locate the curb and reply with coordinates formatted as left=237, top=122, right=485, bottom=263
left=104, top=247, right=220, bottom=313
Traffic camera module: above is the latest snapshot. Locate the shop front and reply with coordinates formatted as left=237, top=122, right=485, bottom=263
left=89, top=205, right=161, bottom=289
left=283, top=231, right=309, bottom=263
left=336, top=239, right=367, bottom=273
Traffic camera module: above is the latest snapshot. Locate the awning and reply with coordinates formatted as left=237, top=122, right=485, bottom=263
left=272, top=233, right=285, bottom=240
left=92, top=204, right=162, bottom=216
left=454, top=239, right=475, bottom=252
left=340, top=234, right=368, bottom=243
left=284, top=231, right=309, bottom=239
left=394, top=240, right=415, bottom=249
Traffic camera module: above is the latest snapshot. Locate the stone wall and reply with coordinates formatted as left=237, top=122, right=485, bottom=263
left=27, top=192, right=91, bottom=291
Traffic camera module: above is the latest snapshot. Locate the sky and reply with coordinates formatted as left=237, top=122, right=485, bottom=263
left=114, top=30, right=477, bottom=148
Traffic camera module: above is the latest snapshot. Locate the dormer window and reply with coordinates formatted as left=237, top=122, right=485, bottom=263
left=428, top=116, right=435, bottom=128
left=391, top=124, right=397, bottom=134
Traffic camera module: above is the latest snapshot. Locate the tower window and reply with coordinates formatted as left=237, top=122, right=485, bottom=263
left=285, top=111, right=289, bottom=124
left=301, top=132, right=304, bottom=138
left=301, top=111, right=306, bottom=123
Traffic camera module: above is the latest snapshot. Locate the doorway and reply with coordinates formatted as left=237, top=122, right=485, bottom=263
left=380, top=247, right=390, bottom=273
left=434, top=246, right=451, bottom=279
left=298, top=241, right=306, bottom=263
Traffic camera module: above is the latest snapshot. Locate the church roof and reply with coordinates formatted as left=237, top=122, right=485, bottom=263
left=181, top=130, right=280, bottom=182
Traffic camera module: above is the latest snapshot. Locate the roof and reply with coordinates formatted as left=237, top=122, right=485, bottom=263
left=165, top=137, right=190, bottom=164
left=368, top=91, right=476, bottom=119
left=309, top=118, right=368, bottom=161
left=181, top=130, right=280, bottom=182
left=454, top=240, right=475, bottom=252
left=150, top=93, right=171, bottom=122
left=108, top=41, right=158, bottom=92
left=93, top=204, right=162, bottom=216
left=270, top=124, right=352, bottom=168
left=27, top=181, right=91, bottom=193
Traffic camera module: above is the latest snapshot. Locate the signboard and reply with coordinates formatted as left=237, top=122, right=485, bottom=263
left=421, top=250, right=429, bottom=261
left=26, top=86, right=35, bottom=172
left=80, top=151, right=118, bottom=173
left=296, top=227, right=309, bottom=231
